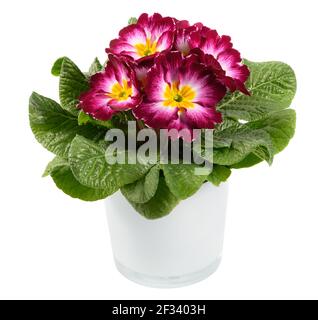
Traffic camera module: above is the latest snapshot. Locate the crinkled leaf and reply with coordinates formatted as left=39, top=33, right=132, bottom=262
left=29, top=92, right=103, bottom=158
left=231, top=152, right=263, bottom=169
left=163, top=163, right=208, bottom=200
left=228, top=109, right=296, bottom=168
left=51, top=57, right=65, bottom=76
left=88, top=57, right=103, bottom=77
left=59, top=57, right=89, bottom=116
left=213, top=124, right=274, bottom=166
left=50, top=163, right=112, bottom=201
left=127, top=176, right=179, bottom=219
left=193, top=146, right=214, bottom=164
left=78, top=110, right=93, bottom=125
left=69, top=135, right=152, bottom=191
left=191, top=131, right=214, bottom=163
left=121, top=165, right=160, bottom=203
left=128, top=17, right=137, bottom=24
left=197, top=125, right=238, bottom=150
left=212, top=136, right=233, bottom=148
left=42, top=156, right=68, bottom=177
left=69, top=135, right=118, bottom=192
left=247, top=109, right=296, bottom=154
left=218, top=60, right=296, bottom=121
left=215, top=117, right=240, bottom=131
left=207, top=165, right=231, bottom=186
left=78, top=110, right=113, bottom=128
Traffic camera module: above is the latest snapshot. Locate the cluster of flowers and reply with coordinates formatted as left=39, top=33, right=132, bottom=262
left=79, top=13, right=250, bottom=138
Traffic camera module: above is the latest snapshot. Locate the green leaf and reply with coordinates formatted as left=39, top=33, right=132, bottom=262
left=88, top=57, right=103, bottom=76
left=121, top=165, right=160, bottom=203
left=212, top=135, right=233, bottom=148
left=207, top=165, right=231, bottom=186
left=128, top=17, right=137, bottom=24
left=248, top=109, right=296, bottom=154
left=215, top=117, right=239, bottom=131
left=162, top=163, right=208, bottom=200
left=191, top=131, right=215, bottom=163
left=127, top=176, right=179, bottom=219
left=230, top=153, right=263, bottom=169
left=59, top=57, right=89, bottom=116
left=213, top=124, right=275, bottom=166
left=42, top=156, right=68, bottom=177
left=218, top=60, right=297, bottom=121
left=51, top=57, right=65, bottom=76
left=226, top=109, right=296, bottom=169
left=78, top=110, right=92, bottom=125
left=50, top=162, right=112, bottom=201
left=69, top=135, right=152, bottom=190
left=29, top=92, right=103, bottom=158
left=78, top=110, right=113, bottom=128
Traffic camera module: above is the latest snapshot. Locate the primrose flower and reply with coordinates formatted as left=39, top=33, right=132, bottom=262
left=133, top=59, right=154, bottom=89
left=174, top=20, right=201, bottom=56
left=106, top=13, right=175, bottom=62
left=79, top=55, right=141, bottom=120
left=174, top=23, right=250, bottom=94
left=133, top=51, right=226, bottom=139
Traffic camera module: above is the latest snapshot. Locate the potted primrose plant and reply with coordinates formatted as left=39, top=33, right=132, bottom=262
left=29, top=13, right=296, bottom=288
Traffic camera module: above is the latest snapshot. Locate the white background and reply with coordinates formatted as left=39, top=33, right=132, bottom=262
left=0, top=0, right=317, bottom=300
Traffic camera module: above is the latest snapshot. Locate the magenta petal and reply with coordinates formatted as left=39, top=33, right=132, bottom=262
left=106, top=39, right=139, bottom=59
left=108, top=95, right=142, bottom=111
left=134, top=59, right=154, bottom=87
left=145, top=65, right=166, bottom=102
left=138, top=13, right=163, bottom=30
left=138, top=13, right=174, bottom=40
left=175, top=22, right=250, bottom=93
left=193, top=79, right=227, bottom=107
left=133, top=50, right=227, bottom=138
left=178, top=62, right=227, bottom=107
left=176, top=19, right=190, bottom=29
left=93, top=107, right=117, bottom=121
left=119, top=24, right=147, bottom=44
left=236, top=79, right=250, bottom=95
left=149, top=16, right=175, bottom=41
left=183, top=104, right=222, bottom=129
left=167, top=119, right=194, bottom=142
left=137, top=13, right=151, bottom=27
left=223, top=76, right=237, bottom=92
left=79, top=92, right=109, bottom=113
left=89, top=55, right=132, bottom=94
left=156, top=30, right=174, bottom=51
left=174, top=24, right=199, bottom=55
left=133, top=101, right=178, bottom=128
left=106, top=24, right=147, bottom=60
left=79, top=54, right=141, bottom=121
left=107, top=55, right=129, bottom=82
left=175, top=28, right=191, bottom=55
left=217, top=49, right=242, bottom=67
left=188, top=30, right=202, bottom=48
left=134, top=65, right=149, bottom=87
left=198, top=30, right=233, bottom=57
left=216, top=49, right=250, bottom=93
left=79, top=92, right=115, bottom=121
left=107, top=13, right=176, bottom=62
left=224, top=62, right=250, bottom=84
left=89, top=72, right=116, bottom=93
left=154, top=51, right=183, bottom=84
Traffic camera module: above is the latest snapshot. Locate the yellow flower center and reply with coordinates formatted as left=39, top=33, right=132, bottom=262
left=108, top=79, right=132, bottom=101
left=134, top=38, right=158, bottom=57
left=163, top=81, right=196, bottom=111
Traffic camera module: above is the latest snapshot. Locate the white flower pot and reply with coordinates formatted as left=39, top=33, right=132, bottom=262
left=105, top=182, right=229, bottom=288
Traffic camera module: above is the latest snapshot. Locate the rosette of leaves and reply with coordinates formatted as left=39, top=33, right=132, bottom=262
left=29, top=57, right=296, bottom=219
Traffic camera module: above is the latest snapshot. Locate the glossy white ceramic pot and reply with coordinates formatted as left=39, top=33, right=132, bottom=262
left=105, top=182, right=229, bottom=288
